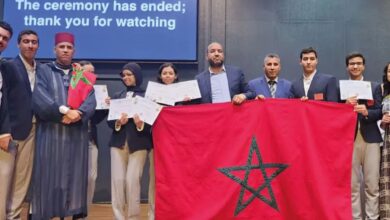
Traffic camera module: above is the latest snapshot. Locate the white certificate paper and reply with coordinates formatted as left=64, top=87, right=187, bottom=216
left=107, top=98, right=136, bottom=121
left=132, top=96, right=163, bottom=125
left=107, top=96, right=162, bottom=125
left=145, top=81, right=176, bottom=106
left=339, top=80, right=373, bottom=100
left=93, top=85, right=109, bottom=109
left=145, top=80, right=201, bottom=105
left=170, top=80, right=201, bottom=102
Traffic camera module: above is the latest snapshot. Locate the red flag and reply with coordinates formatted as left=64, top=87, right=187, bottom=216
left=153, top=99, right=356, bottom=220
left=67, top=66, right=96, bottom=109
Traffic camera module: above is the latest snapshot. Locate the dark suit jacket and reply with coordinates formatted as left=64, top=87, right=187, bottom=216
left=247, top=75, right=292, bottom=99
left=355, top=82, right=382, bottom=143
left=290, top=72, right=338, bottom=102
left=90, top=110, right=108, bottom=147
left=107, top=89, right=152, bottom=152
left=195, top=65, right=250, bottom=103
left=0, top=60, right=10, bottom=135
left=2, top=56, right=40, bottom=140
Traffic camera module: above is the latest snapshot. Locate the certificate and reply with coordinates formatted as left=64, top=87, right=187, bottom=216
left=107, top=98, right=136, bottom=121
left=145, top=80, right=201, bottom=105
left=170, top=80, right=201, bottom=102
left=93, top=85, right=109, bottom=109
left=132, top=96, right=163, bottom=125
left=145, top=81, right=176, bottom=106
left=339, top=80, right=373, bottom=100
left=107, top=96, right=162, bottom=125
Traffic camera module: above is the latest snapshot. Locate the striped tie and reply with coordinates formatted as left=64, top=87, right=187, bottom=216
left=268, top=80, right=276, bottom=98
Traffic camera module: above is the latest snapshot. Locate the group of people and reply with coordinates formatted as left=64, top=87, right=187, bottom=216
left=199, top=42, right=387, bottom=220
left=0, top=18, right=389, bottom=220
left=0, top=21, right=99, bottom=220
left=198, top=43, right=390, bottom=220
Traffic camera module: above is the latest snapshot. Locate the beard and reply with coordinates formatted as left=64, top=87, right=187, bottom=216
left=208, top=58, right=224, bottom=68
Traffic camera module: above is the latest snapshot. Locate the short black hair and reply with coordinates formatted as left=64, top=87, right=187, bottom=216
left=345, top=52, right=365, bottom=67
left=17, top=29, right=38, bottom=44
left=300, top=47, right=317, bottom=60
left=0, top=21, right=13, bottom=39
left=157, top=62, right=179, bottom=84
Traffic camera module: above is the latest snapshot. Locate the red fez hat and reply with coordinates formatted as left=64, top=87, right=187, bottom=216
left=55, top=32, right=74, bottom=45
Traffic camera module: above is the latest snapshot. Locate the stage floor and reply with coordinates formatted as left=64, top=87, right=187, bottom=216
left=21, top=203, right=149, bottom=220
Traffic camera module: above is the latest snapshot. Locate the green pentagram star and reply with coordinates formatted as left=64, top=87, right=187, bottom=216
left=218, top=136, right=288, bottom=216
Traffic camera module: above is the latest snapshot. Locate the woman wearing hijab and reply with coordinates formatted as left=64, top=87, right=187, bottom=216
left=107, top=62, right=152, bottom=220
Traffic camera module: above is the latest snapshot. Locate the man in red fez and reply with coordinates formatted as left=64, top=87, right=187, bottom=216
left=31, top=32, right=96, bottom=220
left=55, top=32, right=74, bottom=46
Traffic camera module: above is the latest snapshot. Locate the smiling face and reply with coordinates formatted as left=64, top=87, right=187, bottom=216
left=121, top=69, right=136, bottom=87
left=0, top=27, right=11, bottom=53
left=18, top=34, right=39, bottom=64
left=347, top=56, right=365, bottom=80
left=160, top=66, right=177, bottom=85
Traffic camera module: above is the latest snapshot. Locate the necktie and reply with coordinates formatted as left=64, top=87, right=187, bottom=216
left=268, top=80, right=276, bottom=98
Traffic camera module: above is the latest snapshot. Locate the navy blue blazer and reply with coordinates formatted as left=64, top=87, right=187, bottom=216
left=247, top=75, right=292, bottom=99
left=2, top=56, right=40, bottom=139
left=195, top=65, right=250, bottom=103
left=0, top=61, right=10, bottom=135
left=355, top=82, right=382, bottom=143
left=107, top=90, right=152, bottom=152
left=90, top=110, right=108, bottom=147
left=290, top=72, right=338, bottom=102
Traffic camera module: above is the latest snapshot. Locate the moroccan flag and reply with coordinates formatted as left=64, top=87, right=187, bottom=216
left=153, top=99, right=356, bottom=220
left=67, top=65, right=96, bottom=109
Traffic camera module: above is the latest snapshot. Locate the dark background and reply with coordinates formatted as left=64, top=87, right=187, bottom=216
left=2, top=0, right=390, bottom=202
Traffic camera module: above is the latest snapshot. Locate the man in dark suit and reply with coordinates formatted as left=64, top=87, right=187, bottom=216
left=290, top=47, right=338, bottom=102
left=195, top=42, right=250, bottom=104
left=2, top=29, right=40, bottom=219
left=0, top=20, right=13, bottom=220
left=247, top=53, right=292, bottom=99
left=344, top=53, right=382, bottom=220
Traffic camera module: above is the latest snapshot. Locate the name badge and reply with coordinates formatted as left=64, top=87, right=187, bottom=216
left=314, top=93, right=324, bottom=101
left=367, top=99, right=374, bottom=106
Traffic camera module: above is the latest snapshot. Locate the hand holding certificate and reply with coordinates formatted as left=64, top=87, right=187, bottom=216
left=108, top=96, right=162, bottom=125
left=170, top=80, right=201, bottom=102
left=339, top=80, right=373, bottom=100
left=107, top=98, right=136, bottom=121
left=132, top=96, right=163, bottom=125
left=145, top=80, right=201, bottom=105
left=93, top=85, right=110, bottom=109
left=145, top=81, right=176, bottom=106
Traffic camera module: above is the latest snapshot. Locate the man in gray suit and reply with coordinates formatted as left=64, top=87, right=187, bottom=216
left=195, top=42, right=250, bottom=104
